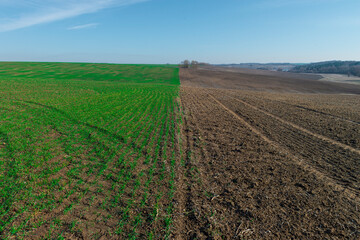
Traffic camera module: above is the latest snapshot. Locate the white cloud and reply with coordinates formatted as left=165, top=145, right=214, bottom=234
left=0, top=0, right=147, bottom=32
left=68, top=23, right=99, bottom=30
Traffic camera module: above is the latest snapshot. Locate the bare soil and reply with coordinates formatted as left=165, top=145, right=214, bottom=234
left=173, top=67, right=360, bottom=239
left=183, top=66, right=360, bottom=94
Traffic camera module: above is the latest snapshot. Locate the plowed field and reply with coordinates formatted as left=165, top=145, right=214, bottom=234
left=174, top=67, right=360, bottom=239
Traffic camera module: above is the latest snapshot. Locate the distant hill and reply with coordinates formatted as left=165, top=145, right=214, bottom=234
left=290, top=61, right=360, bottom=77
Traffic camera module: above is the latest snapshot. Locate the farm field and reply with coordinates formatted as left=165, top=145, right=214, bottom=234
left=176, top=67, right=360, bottom=239
left=1, top=63, right=360, bottom=239
left=0, top=62, right=182, bottom=239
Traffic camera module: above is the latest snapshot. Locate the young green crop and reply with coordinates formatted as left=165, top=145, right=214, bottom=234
left=0, top=62, right=182, bottom=239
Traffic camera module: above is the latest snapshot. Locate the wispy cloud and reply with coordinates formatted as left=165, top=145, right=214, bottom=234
left=68, top=23, right=99, bottom=30
left=0, top=0, right=147, bottom=32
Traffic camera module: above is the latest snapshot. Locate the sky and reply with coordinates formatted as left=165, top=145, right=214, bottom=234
left=0, top=0, right=359, bottom=64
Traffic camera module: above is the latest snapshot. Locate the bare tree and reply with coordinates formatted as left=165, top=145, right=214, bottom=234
left=181, top=60, right=190, bottom=68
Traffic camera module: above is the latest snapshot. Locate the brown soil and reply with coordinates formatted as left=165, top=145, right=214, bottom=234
left=173, top=67, right=360, bottom=239
left=183, top=66, right=360, bottom=94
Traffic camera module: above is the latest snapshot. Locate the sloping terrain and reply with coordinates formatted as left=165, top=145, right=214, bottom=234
left=1, top=63, right=359, bottom=239
left=183, top=66, right=360, bottom=94
left=174, top=67, right=360, bottom=239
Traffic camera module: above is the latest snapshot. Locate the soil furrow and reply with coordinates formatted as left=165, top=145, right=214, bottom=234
left=178, top=67, right=360, bottom=239
left=228, top=95, right=360, bottom=154
left=208, top=93, right=360, bottom=197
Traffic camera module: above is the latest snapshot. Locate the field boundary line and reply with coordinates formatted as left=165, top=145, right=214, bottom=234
left=207, top=93, right=360, bottom=200
left=207, top=95, right=274, bottom=146
left=228, top=96, right=360, bottom=155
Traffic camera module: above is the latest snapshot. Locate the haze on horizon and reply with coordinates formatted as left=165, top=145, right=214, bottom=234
left=0, top=0, right=359, bottom=64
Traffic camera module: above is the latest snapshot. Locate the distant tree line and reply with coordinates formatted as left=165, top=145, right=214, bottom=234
left=290, top=61, right=360, bottom=77
left=180, top=60, right=209, bottom=69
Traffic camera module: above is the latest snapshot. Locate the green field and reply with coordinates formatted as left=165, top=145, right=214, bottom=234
left=0, top=62, right=182, bottom=239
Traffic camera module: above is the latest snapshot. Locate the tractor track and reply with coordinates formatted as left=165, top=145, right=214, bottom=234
left=178, top=67, right=360, bottom=239
left=208, top=93, right=360, bottom=198
left=226, top=95, right=360, bottom=155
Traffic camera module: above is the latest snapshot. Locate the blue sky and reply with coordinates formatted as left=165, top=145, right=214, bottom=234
left=0, top=0, right=359, bottom=64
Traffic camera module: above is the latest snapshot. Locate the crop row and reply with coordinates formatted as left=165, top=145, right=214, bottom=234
left=0, top=64, right=181, bottom=239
